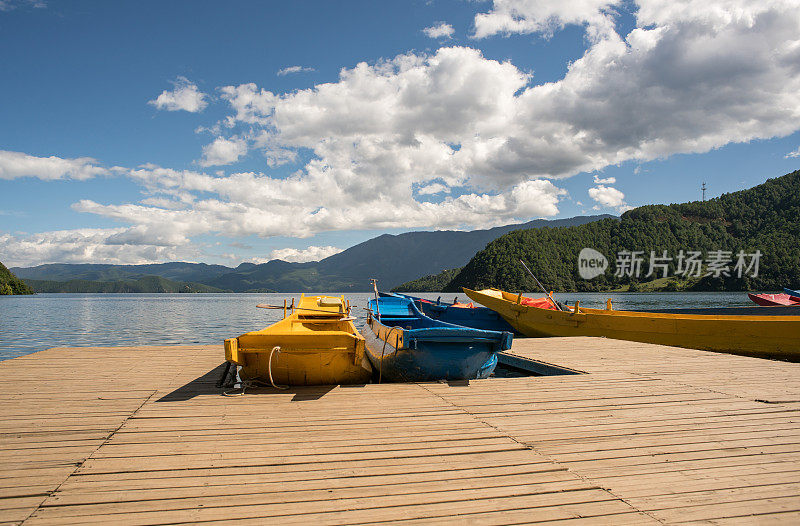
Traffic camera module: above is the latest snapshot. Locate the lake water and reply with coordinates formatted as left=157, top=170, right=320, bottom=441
left=0, top=291, right=755, bottom=361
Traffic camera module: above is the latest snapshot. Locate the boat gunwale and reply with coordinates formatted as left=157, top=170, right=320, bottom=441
left=470, top=287, right=800, bottom=322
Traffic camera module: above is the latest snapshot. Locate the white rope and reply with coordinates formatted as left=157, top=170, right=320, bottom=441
left=221, top=347, right=289, bottom=396
left=268, top=346, right=289, bottom=390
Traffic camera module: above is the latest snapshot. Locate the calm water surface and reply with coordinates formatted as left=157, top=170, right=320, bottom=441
left=0, top=291, right=754, bottom=360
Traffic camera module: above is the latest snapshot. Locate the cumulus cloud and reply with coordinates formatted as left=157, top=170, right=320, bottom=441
left=0, top=150, right=109, bottom=180
left=265, top=245, right=344, bottom=263
left=199, top=137, right=247, bottom=167
left=416, top=182, right=449, bottom=195
left=593, top=174, right=616, bottom=184
left=786, top=146, right=800, bottom=158
left=215, top=2, right=800, bottom=192
left=589, top=184, right=625, bottom=208
left=13, top=0, right=800, bottom=266
left=0, top=0, right=46, bottom=11
left=76, top=164, right=567, bottom=243
left=277, top=65, right=315, bottom=76
left=423, top=22, right=455, bottom=39
left=148, top=76, right=208, bottom=113
left=220, top=47, right=532, bottom=191
left=0, top=228, right=198, bottom=267
left=473, top=0, right=619, bottom=40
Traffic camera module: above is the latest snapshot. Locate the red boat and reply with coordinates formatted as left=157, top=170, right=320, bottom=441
left=748, top=293, right=800, bottom=307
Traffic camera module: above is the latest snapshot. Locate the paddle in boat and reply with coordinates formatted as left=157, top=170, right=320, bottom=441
left=464, top=288, right=800, bottom=360
left=224, top=295, right=372, bottom=386
left=363, top=294, right=513, bottom=382
left=381, top=291, right=522, bottom=333
left=748, top=293, right=800, bottom=307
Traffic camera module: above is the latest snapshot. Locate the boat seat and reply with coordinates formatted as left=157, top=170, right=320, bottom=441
left=318, top=298, right=343, bottom=307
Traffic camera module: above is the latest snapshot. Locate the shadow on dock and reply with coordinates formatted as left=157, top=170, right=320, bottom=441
left=156, top=364, right=227, bottom=402
left=155, top=363, right=354, bottom=402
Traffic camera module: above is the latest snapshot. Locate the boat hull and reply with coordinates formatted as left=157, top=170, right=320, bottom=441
left=784, top=287, right=800, bottom=298
left=225, top=295, right=372, bottom=386
left=363, top=316, right=501, bottom=382
left=465, top=288, right=800, bottom=360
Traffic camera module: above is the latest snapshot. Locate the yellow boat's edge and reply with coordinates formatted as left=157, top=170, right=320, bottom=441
left=463, top=287, right=800, bottom=360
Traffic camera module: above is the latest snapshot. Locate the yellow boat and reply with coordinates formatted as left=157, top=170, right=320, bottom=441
left=464, top=288, right=800, bottom=360
left=224, top=295, right=373, bottom=386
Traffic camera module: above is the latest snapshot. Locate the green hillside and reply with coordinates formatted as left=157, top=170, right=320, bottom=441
left=404, top=169, right=799, bottom=293
left=26, top=275, right=228, bottom=293
left=0, top=261, right=33, bottom=295
left=392, top=268, right=462, bottom=292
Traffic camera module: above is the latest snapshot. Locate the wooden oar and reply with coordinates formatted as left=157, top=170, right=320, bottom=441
left=518, top=259, right=564, bottom=311
left=256, top=303, right=355, bottom=320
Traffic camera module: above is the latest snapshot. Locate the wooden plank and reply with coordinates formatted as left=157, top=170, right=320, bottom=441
left=3, top=338, right=800, bottom=524
left=25, top=488, right=626, bottom=525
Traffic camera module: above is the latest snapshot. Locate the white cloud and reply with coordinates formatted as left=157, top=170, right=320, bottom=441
left=277, top=65, right=315, bottom=76
left=0, top=150, right=108, bottom=180
left=593, top=174, right=616, bottom=184
left=199, top=137, right=247, bottom=167
left=473, top=0, right=619, bottom=40
left=588, top=184, right=625, bottom=208
left=148, top=77, right=208, bottom=113
left=786, top=146, right=800, bottom=158
left=0, top=228, right=199, bottom=267
left=0, top=0, right=46, bottom=11
left=264, top=245, right=344, bottom=263
left=12, top=0, right=800, bottom=266
left=220, top=47, right=532, bottom=191
left=467, top=0, right=800, bottom=178
left=417, top=182, right=448, bottom=195
left=76, top=164, right=567, bottom=243
left=216, top=1, right=800, bottom=191
left=423, top=22, right=455, bottom=39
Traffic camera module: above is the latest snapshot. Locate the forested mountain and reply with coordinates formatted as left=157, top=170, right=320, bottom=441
left=0, top=261, right=33, bottom=295
left=430, top=170, right=800, bottom=293
left=12, top=262, right=233, bottom=283
left=392, top=268, right=462, bottom=292
left=26, top=276, right=226, bottom=293
left=13, top=215, right=611, bottom=292
left=201, top=215, right=612, bottom=292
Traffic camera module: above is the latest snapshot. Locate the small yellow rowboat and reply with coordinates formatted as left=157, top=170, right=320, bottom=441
left=224, top=295, right=372, bottom=386
left=464, top=288, right=800, bottom=360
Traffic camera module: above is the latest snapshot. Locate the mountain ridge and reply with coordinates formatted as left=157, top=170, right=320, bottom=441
left=12, top=215, right=613, bottom=292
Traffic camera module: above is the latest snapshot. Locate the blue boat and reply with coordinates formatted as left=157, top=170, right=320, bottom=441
left=381, top=292, right=520, bottom=334
left=363, top=295, right=513, bottom=382
left=784, top=287, right=800, bottom=298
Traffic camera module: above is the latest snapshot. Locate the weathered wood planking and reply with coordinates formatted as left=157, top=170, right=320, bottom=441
left=0, top=336, right=797, bottom=524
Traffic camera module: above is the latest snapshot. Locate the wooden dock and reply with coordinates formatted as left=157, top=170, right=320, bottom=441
left=1, top=337, right=799, bottom=524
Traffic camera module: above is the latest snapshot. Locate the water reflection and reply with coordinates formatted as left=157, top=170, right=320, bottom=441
left=0, top=291, right=754, bottom=360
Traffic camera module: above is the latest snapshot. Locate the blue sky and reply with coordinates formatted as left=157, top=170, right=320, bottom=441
left=1, top=0, right=799, bottom=267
